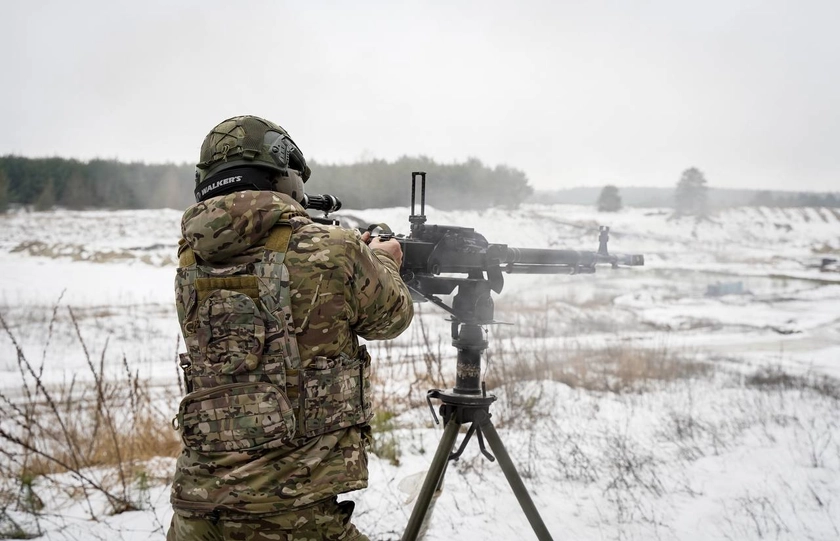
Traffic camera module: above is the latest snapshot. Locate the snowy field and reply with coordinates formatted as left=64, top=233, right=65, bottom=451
left=1, top=204, right=839, bottom=540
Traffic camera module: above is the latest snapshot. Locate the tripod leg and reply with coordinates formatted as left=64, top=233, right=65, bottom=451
left=402, top=419, right=461, bottom=541
left=478, top=412, right=554, bottom=541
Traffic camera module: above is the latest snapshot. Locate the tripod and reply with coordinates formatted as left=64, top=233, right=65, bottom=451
left=401, top=282, right=554, bottom=541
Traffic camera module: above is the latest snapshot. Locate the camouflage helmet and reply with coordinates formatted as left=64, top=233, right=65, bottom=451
left=194, top=115, right=311, bottom=202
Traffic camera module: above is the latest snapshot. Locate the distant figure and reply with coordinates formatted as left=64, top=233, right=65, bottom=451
left=167, top=115, right=414, bottom=540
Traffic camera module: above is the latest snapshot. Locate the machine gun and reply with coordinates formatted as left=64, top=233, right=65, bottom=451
left=304, top=171, right=644, bottom=541
left=306, top=171, right=644, bottom=323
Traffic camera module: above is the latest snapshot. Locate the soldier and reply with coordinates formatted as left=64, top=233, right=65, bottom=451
left=168, top=115, right=414, bottom=540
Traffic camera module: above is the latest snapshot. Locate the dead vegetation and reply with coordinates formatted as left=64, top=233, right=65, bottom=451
left=0, top=307, right=180, bottom=537
left=10, top=240, right=175, bottom=266
left=745, top=365, right=840, bottom=400
left=484, top=339, right=711, bottom=395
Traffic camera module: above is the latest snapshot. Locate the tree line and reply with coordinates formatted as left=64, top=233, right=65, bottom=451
left=596, top=168, right=839, bottom=214
left=0, top=156, right=194, bottom=212
left=749, top=190, right=840, bottom=208
left=307, top=156, right=531, bottom=210
left=0, top=155, right=532, bottom=213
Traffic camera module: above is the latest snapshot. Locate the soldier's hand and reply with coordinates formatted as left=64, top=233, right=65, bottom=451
left=362, top=232, right=403, bottom=268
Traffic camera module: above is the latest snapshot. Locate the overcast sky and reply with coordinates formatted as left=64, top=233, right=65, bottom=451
left=2, top=0, right=838, bottom=192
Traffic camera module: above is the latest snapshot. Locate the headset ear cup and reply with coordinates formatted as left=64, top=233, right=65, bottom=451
left=274, top=170, right=305, bottom=202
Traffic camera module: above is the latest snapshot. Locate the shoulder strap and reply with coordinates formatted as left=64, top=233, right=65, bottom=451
left=177, top=238, right=196, bottom=267
left=179, top=248, right=196, bottom=267
left=177, top=221, right=292, bottom=267
left=265, top=222, right=293, bottom=253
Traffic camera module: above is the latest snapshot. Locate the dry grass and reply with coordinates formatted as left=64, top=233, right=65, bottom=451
left=0, top=306, right=180, bottom=528
left=9, top=241, right=176, bottom=267
left=10, top=241, right=134, bottom=263
left=11, top=395, right=181, bottom=480
left=485, top=339, right=710, bottom=395
left=365, top=303, right=713, bottom=464
left=480, top=337, right=712, bottom=431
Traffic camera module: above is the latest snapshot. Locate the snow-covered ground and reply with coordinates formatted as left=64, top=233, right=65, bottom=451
left=0, top=204, right=838, bottom=540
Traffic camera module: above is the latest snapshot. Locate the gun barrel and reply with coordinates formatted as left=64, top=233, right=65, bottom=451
left=500, top=246, right=644, bottom=270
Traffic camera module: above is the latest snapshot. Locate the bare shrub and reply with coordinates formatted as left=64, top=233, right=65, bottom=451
left=723, top=493, right=790, bottom=539
left=0, top=308, right=180, bottom=528
left=745, top=365, right=840, bottom=400
left=547, top=430, right=598, bottom=484
left=659, top=388, right=728, bottom=462
left=602, top=430, right=665, bottom=526
left=799, top=417, right=834, bottom=469
left=367, top=308, right=454, bottom=461
left=413, top=310, right=448, bottom=392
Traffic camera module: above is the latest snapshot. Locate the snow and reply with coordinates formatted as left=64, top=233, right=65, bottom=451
left=1, top=204, right=839, bottom=540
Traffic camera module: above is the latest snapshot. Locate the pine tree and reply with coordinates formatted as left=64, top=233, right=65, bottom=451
left=34, top=178, right=56, bottom=211
left=674, top=167, right=709, bottom=216
left=0, top=170, right=9, bottom=214
left=597, top=185, right=622, bottom=212
left=60, top=172, right=87, bottom=210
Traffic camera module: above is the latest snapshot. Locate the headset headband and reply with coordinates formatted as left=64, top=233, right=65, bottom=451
left=194, top=167, right=276, bottom=202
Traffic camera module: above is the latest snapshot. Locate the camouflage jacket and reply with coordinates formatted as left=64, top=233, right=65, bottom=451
left=171, top=190, right=413, bottom=518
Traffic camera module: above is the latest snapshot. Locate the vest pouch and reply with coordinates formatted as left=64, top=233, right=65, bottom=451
left=195, top=286, right=265, bottom=376
left=301, top=349, right=372, bottom=438
left=178, top=382, right=296, bottom=453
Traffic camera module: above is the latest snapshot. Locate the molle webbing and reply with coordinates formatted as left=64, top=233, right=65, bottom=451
left=195, top=276, right=259, bottom=301
left=175, top=220, right=370, bottom=445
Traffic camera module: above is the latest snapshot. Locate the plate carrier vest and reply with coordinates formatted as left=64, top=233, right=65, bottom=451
left=173, top=223, right=372, bottom=453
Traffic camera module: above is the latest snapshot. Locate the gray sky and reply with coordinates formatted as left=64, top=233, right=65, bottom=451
left=2, top=0, right=838, bottom=191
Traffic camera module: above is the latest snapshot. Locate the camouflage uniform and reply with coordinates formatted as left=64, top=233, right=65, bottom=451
left=169, top=190, right=413, bottom=539
left=167, top=497, right=367, bottom=541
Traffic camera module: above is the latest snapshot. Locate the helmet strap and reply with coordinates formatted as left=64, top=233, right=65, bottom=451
left=194, top=167, right=277, bottom=202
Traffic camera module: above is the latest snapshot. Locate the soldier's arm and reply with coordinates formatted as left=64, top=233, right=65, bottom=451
left=347, top=231, right=414, bottom=340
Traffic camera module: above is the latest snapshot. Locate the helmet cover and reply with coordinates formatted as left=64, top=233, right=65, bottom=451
left=194, top=116, right=311, bottom=201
